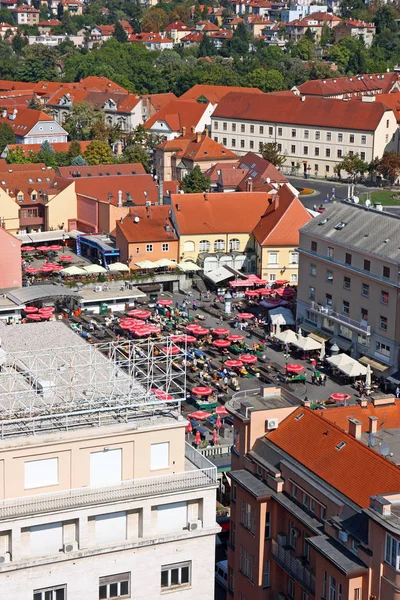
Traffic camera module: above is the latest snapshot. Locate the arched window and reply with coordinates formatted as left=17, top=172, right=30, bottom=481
left=229, top=238, right=240, bottom=251
left=183, top=240, right=195, bottom=252
left=199, top=240, right=210, bottom=252
left=214, top=239, right=225, bottom=252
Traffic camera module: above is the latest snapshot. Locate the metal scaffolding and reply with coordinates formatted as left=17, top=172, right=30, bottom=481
left=0, top=337, right=187, bottom=439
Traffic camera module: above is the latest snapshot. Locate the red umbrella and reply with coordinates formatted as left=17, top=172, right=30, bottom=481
left=52, top=265, right=64, bottom=272
left=39, top=307, right=54, bottom=313
left=245, top=289, right=260, bottom=297
left=212, top=429, right=219, bottom=444
left=133, top=327, right=152, bottom=337
left=193, top=326, right=209, bottom=336
left=227, top=334, right=244, bottom=342
left=237, top=312, right=255, bottom=320
left=26, top=314, right=41, bottom=321
left=127, top=309, right=151, bottom=319
left=161, top=346, right=180, bottom=355
left=120, top=322, right=134, bottom=331
left=36, top=246, right=50, bottom=252
left=259, top=288, right=274, bottom=296
left=281, top=288, right=296, bottom=298
left=194, top=431, right=201, bottom=446
left=286, top=363, right=304, bottom=374
left=48, top=245, right=62, bottom=251
left=192, top=387, right=213, bottom=397
left=239, top=354, right=257, bottom=364
left=24, top=306, right=38, bottom=314
left=25, top=267, right=39, bottom=274
left=330, top=393, right=351, bottom=402
left=170, top=335, right=183, bottom=342
left=151, top=388, right=173, bottom=401
left=41, top=265, right=54, bottom=273
left=216, top=405, right=229, bottom=416
left=213, top=328, right=229, bottom=336
left=158, top=299, right=173, bottom=306
left=186, top=421, right=193, bottom=434
left=22, top=246, right=35, bottom=252
left=224, top=359, right=243, bottom=369
left=188, top=410, right=212, bottom=420
left=59, top=255, right=73, bottom=262
left=178, top=334, right=197, bottom=343
left=215, top=415, right=222, bottom=429
left=213, top=339, right=230, bottom=348
left=186, top=323, right=201, bottom=332
left=275, top=279, right=289, bottom=285
left=147, top=325, right=161, bottom=334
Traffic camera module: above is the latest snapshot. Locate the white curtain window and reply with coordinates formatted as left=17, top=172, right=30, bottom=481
left=183, top=241, right=195, bottom=252
left=95, top=512, right=127, bottom=545
left=214, top=239, right=225, bottom=252
left=90, top=449, right=122, bottom=487
left=151, top=442, right=169, bottom=470
left=30, top=522, right=62, bottom=556
left=25, top=457, right=58, bottom=490
left=229, top=239, right=240, bottom=251
left=199, top=240, right=210, bottom=252
left=157, top=502, right=187, bottom=534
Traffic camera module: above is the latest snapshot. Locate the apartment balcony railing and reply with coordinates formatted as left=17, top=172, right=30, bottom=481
left=271, top=539, right=315, bottom=595
left=0, top=443, right=216, bottom=521
left=309, top=301, right=371, bottom=335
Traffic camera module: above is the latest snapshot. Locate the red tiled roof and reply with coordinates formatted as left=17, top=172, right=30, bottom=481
left=117, top=205, right=178, bottom=243
left=208, top=30, right=233, bottom=39
left=315, top=400, right=400, bottom=432
left=75, top=174, right=158, bottom=206
left=252, top=185, right=311, bottom=246
left=0, top=108, right=58, bottom=136
left=171, top=191, right=273, bottom=235
left=164, top=21, right=193, bottom=32
left=237, top=152, right=288, bottom=185
left=128, top=32, right=171, bottom=43
left=38, top=19, right=60, bottom=26
left=213, top=91, right=393, bottom=131
left=297, top=72, right=399, bottom=97
left=57, top=163, right=146, bottom=179
left=0, top=164, right=60, bottom=205
left=157, top=132, right=238, bottom=161
left=197, top=20, right=220, bottom=31
left=144, top=99, right=210, bottom=133
left=267, top=407, right=400, bottom=508
left=13, top=6, right=39, bottom=12
left=141, top=92, right=177, bottom=112
left=6, top=141, right=92, bottom=155
left=180, top=84, right=263, bottom=103
left=181, top=32, right=203, bottom=42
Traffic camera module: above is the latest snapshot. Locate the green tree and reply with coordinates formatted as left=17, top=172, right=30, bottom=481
left=67, top=140, right=81, bottom=162
left=227, top=22, right=249, bottom=56
left=246, top=68, right=284, bottom=92
left=71, top=155, right=88, bottom=166
left=0, top=122, right=15, bottom=153
left=304, top=27, right=315, bottom=42
left=260, top=142, right=286, bottom=168
left=339, top=0, right=364, bottom=18
left=377, top=152, right=400, bottom=184
left=63, top=102, right=104, bottom=141
left=374, top=5, right=396, bottom=34
left=320, top=23, right=334, bottom=46
left=12, top=31, right=26, bottom=53
left=5, top=146, right=33, bottom=164
left=141, top=7, right=168, bottom=32
left=334, top=152, right=368, bottom=181
left=83, top=140, right=114, bottom=165
left=113, top=20, right=128, bottom=43
left=36, top=140, right=57, bottom=167
left=181, top=165, right=210, bottom=193
left=122, top=144, right=151, bottom=172
left=198, top=34, right=217, bottom=57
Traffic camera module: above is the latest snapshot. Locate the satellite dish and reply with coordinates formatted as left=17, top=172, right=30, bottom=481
left=134, top=216, right=140, bottom=223
left=365, top=199, right=371, bottom=208
left=368, top=433, right=376, bottom=447
left=352, top=196, right=359, bottom=204
left=379, top=442, right=390, bottom=457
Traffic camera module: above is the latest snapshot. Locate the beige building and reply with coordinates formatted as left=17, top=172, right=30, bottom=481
left=0, top=322, right=219, bottom=600
left=297, top=201, right=400, bottom=374
left=211, top=92, right=398, bottom=177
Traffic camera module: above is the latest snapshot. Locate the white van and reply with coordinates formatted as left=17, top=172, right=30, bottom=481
left=215, top=560, right=228, bottom=589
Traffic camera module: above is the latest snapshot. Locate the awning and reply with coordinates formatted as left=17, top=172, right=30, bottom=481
left=136, top=260, right=156, bottom=269
left=108, top=262, right=129, bottom=272
left=292, top=334, right=322, bottom=351
left=205, top=266, right=234, bottom=284
left=329, top=336, right=353, bottom=352
left=327, top=353, right=367, bottom=377
left=274, top=329, right=298, bottom=345
left=269, top=307, right=295, bottom=326
left=178, top=262, right=202, bottom=272
left=152, top=259, right=177, bottom=268
left=359, top=355, right=390, bottom=373
left=309, top=330, right=332, bottom=343
left=229, top=279, right=254, bottom=288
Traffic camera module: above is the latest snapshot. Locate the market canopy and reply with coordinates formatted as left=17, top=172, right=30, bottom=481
left=83, top=264, right=107, bottom=274
left=178, top=261, right=202, bottom=272
left=274, top=329, right=298, bottom=345
left=269, top=307, right=295, bottom=326
left=327, top=353, right=367, bottom=377
left=291, top=333, right=322, bottom=351
left=205, top=266, right=234, bottom=284
left=61, top=266, right=87, bottom=276
left=135, top=260, right=155, bottom=269
left=108, top=262, right=130, bottom=272
left=152, top=258, right=177, bottom=268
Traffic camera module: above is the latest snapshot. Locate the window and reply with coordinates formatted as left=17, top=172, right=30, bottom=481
left=311, top=241, right=317, bottom=252
left=337, top=149, right=342, bottom=158
left=291, top=129, right=296, bottom=138
left=322, top=317, right=334, bottom=331
left=383, top=266, right=390, bottom=278
left=33, top=585, right=66, bottom=600
left=361, top=152, right=365, bottom=161
left=240, top=124, right=245, bottom=132
left=377, top=341, right=391, bottom=358
left=288, top=576, right=295, bottom=598
left=350, top=134, right=355, bottom=143
left=380, top=315, right=388, bottom=331
left=343, top=276, right=351, bottom=290
left=364, top=259, right=370, bottom=272
left=338, top=133, right=343, bottom=142
left=161, top=562, right=191, bottom=590
left=309, top=263, right=316, bottom=276
left=302, top=593, right=310, bottom=600
left=241, top=500, right=254, bottom=532
left=250, top=125, right=254, bottom=134
left=269, top=273, right=276, bottom=282
left=327, top=247, right=334, bottom=259
left=309, top=286, right=315, bottom=299
left=339, top=324, right=352, bottom=339
left=231, top=138, right=236, bottom=147
left=326, top=148, right=331, bottom=158
left=381, top=290, right=389, bottom=305
left=278, top=127, right=282, bottom=136
left=289, top=521, right=297, bottom=549
left=262, top=559, right=270, bottom=588
left=326, top=270, right=333, bottom=284
left=25, top=457, right=58, bottom=490
left=249, top=140, right=254, bottom=149
left=240, top=139, right=245, bottom=149
left=268, top=126, right=272, bottom=135
left=327, top=132, right=332, bottom=141
left=30, top=522, right=63, bottom=556
left=314, top=147, right=320, bottom=156
left=259, top=141, right=263, bottom=152
left=265, top=512, right=271, bottom=539
left=95, top=512, right=127, bottom=545
left=231, top=521, right=236, bottom=548
left=361, top=135, right=366, bottom=144
left=303, top=146, right=308, bottom=155
left=342, top=300, right=350, bottom=315
left=361, top=308, right=368, bottom=322
left=344, top=252, right=351, bottom=265
left=292, top=483, right=298, bottom=499
left=199, top=240, right=210, bottom=252
left=315, top=131, right=320, bottom=140
left=223, top=122, right=227, bottom=131
left=291, top=273, right=298, bottom=283
left=223, top=138, right=227, bottom=146
left=357, top=333, right=370, bottom=348
left=326, top=166, right=330, bottom=173
left=260, top=126, right=264, bottom=134
left=387, top=119, right=390, bottom=128
left=239, top=546, right=254, bottom=582
left=290, top=251, right=298, bottom=264
left=277, top=143, right=282, bottom=151
left=162, top=243, right=169, bottom=252
left=354, top=589, right=360, bottom=600
left=291, top=145, right=296, bottom=154
left=146, top=244, right=153, bottom=252
left=157, top=502, right=187, bottom=534
left=232, top=123, right=236, bottom=132
left=323, top=571, right=328, bottom=599
left=329, top=575, right=336, bottom=600
left=151, top=442, right=169, bottom=470
left=315, top=164, right=319, bottom=172
left=213, top=122, right=218, bottom=130
left=268, top=251, right=278, bottom=264
left=229, top=238, right=240, bottom=251
left=90, top=449, right=121, bottom=487
left=362, top=283, right=369, bottom=297
left=304, top=130, right=309, bottom=139
left=214, top=239, right=225, bottom=251
left=99, top=573, right=130, bottom=599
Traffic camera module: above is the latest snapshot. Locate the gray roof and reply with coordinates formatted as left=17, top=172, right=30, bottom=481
left=7, top=284, right=80, bottom=305
left=229, top=469, right=274, bottom=499
left=300, top=201, right=400, bottom=262
left=307, top=535, right=368, bottom=575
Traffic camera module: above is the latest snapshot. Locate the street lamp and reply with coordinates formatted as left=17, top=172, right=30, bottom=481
left=62, top=233, right=65, bottom=254
left=284, top=343, right=290, bottom=371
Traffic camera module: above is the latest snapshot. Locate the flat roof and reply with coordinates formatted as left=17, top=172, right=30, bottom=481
left=79, top=286, right=146, bottom=303
left=16, top=230, right=76, bottom=244
left=229, top=469, right=274, bottom=499
left=307, top=535, right=368, bottom=575
left=80, top=234, right=116, bottom=252
left=7, top=284, right=80, bottom=305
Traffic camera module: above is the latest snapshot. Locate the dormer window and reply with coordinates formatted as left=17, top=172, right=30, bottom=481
left=17, top=193, right=23, bottom=202
left=31, top=193, right=37, bottom=201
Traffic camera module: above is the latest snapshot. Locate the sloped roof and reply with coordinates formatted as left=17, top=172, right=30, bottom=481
left=117, top=205, right=178, bottom=243
left=0, top=109, right=61, bottom=137
left=314, top=400, right=400, bottom=433
left=180, top=84, right=263, bottom=103
left=0, top=164, right=60, bottom=205
left=164, top=21, right=193, bottom=32
left=144, top=99, right=209, bottom=133
left=267, top=407, right=400, bottom=508
left=141, top=92, right=177, bottom=113
left=6, top=141, right=92, bottom=156
left=157, top=132, right=238, bottom=161
left=181, top=32, right=204, bottom=42
left=171, top=191, right=272, bottom=235
left=197, top=20, right=220, bottom=31
left=296, top=72, right=399, bottom=97
left=213, top=91, right=392, bottom=131
left=75, top=174, right=158, bottom=206
left=253, top=185, right=311, bottom=246
left=57, top=163, right=146, bottom=179
left=237, top=152, right=288, bottom=185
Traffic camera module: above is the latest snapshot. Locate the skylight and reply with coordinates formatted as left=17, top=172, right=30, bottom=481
left=336, top=441, right=346, bottom=451
left=334, top=222, right=346, bottom=230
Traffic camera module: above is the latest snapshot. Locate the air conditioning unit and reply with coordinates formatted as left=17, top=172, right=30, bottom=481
left=188, top=520, right=202, bottom=532
left=266, top=418, right=278, bottom=430
left=277, top=533, right=287, bottom=546
left=338, top=530, right=349, bottom=543
left=0, top=553, right=10, bottom=564
left=63, top=542, right=78, bottom=553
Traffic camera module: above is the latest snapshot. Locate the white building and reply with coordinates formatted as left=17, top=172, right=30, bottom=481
left=0, top=322, right=219, bottom=600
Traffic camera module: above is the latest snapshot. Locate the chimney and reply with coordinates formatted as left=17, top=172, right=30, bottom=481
left=9, top=109, right=17, bottom=120
left=348, top=418, right=362, bottom=440
left=191, top=126, right=195, bottom=133
left=246, top=177, right=253, bottom=192
left=196, top=131, right=202, bottom=143
left=176, top=203, right=181, bottom=211
left=204, top=126, right=209, bottom=137
left=274, top=194, right=280, bottom=210
left=182, top=126, right=186, bottom=137
left=158, top=179, right=164, bottom=205
left=1, top=110, right=6, bottom=118
left=117, top=190, right=123, bottom=207
left=369, top=416, right=378, bottom=434
left=116, top=140, right=123, bottom=155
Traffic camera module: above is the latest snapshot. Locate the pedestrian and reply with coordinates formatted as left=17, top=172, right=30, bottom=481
left=207, top=290, right=210, bottom=298
left=396, top=386, right=400, bottom=399
left=311, top=373, right=316, bottom=385
left=175, top=301, right=179, bottom=309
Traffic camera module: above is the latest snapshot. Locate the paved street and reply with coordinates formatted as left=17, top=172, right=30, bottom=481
left=288, top=175, right=376, bottom=209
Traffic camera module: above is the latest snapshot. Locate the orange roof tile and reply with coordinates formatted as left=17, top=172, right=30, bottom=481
left=267, top=407, right=400, bottom=507
left=141, top=93, right=177, bottom=113
left=0, top=164, right=61, bottom=205
left=0, top=108, right=58, bottom=136
left=180, top=84, right=263, bottom=103
left=157, top=132, right=238, bottom=161
left=144, top=99, right=210, bottom=133
left=57, top=163, right=146, bottom=179
left=297, top=72, right=399, bottom=97
left=117, top=205, right=178, bottom=243
left=6, top=141, right=92, bottom=155
left=75, top=174, right=158, bottom=206
left=315, top=400, right=400, bottom=433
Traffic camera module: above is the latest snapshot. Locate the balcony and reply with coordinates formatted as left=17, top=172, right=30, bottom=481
left=271, top=539, right=315, bottom=595
left=0, top=443, right=216, bottom=521
left=309, top=301, right=371, bottom=335
left=19, top=216, right=44, bottom=227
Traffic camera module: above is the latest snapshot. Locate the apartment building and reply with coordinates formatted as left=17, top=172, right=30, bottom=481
left=211, top=92, right=398, bottom=177
left=226, top=391, right=400, bottom=600
left=296, top=202, right=400, bottom=374
left=12, top=5, right=39, bottom=25
left=294, top=71, right=400, bottom=99
left=0, top=321, right=219, bottom=600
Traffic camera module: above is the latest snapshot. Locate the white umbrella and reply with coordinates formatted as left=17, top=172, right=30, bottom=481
left=276, top=323, right=281, bottom=335
left=365, top=363, right=372, bottom=388
left=298, top=327, right=303, bottom=337
left=84, top=264, right=107, bottom=274
left=152, top=258, right=177, bottom=268
left=136, top=260, right=155, bottom=269
left=319, top=341, right=326, bottom=362
left=108, top=262, right=130, bottom=272
left=61, top=266, right=87, bottom=276
left=293, top=336, right=322, bottom=351
left=327, top=354, right=367, bottom=377
left=275, top=329, right=298, bottom=345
